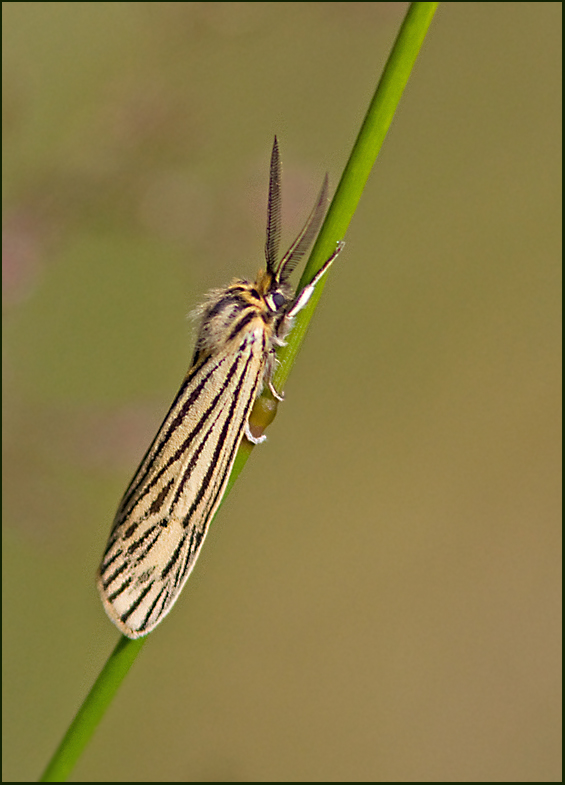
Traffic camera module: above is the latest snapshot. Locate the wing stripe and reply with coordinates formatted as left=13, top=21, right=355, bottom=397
left=120, top=580, right=156, bottom=624
left=227, top=309, right=258, bottom=341
left=160, top=533, right=188, bottom=581
left=101, top=560, right=127, bottom=591
left=108, top=576, right=132, bottom=602
left=139, top=586, right=168, bottom=630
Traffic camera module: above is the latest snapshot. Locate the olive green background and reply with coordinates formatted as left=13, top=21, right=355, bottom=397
left=3, top=3, right=561, bottom=782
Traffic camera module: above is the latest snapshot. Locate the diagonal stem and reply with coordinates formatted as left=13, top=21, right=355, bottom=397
left=38, top=4, right=439, bottom=781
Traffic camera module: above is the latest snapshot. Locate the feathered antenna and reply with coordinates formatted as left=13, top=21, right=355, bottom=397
left=277, top=172, right=329, bottom=283
left=265, top=136, right=282, bottom=275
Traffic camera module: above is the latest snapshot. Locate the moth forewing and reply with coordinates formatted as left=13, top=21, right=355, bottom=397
left=98, top=333, right=267, bottom=637
left=97, top=138, right=342, bottom=638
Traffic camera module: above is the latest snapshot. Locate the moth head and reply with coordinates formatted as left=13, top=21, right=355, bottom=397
left=254, top=268, right=292, bottom=312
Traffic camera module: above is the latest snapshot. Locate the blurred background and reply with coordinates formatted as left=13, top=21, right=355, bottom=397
left=2, top=3, right=561, bottom=781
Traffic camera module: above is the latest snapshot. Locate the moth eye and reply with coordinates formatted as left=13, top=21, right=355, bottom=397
left=269, top=291, right=286, bottom=310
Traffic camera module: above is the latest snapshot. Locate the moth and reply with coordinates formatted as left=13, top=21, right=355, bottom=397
left=97, top=137, right=343, bottom=637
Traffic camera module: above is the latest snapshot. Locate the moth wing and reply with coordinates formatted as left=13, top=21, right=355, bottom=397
left=97, top=330, right=266, bottom=638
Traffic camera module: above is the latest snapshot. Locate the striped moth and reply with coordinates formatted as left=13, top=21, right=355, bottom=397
left=97, top=137, right=343, bottom=637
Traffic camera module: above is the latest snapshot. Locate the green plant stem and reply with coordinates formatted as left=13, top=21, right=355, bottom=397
left=38, top=3, right=439, bottom=780
left=274, top=1, right=440, bottom=388
left=244, top=0, right=439, bottom=476
left=39, top=636, right=146, bottom=781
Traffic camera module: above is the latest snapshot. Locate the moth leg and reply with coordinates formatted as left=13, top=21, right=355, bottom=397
left=287, top=241, right=344, bottom=319
left=245, top=421, right=267, bottom=445
left=268, top=380, right=285, bottom=401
